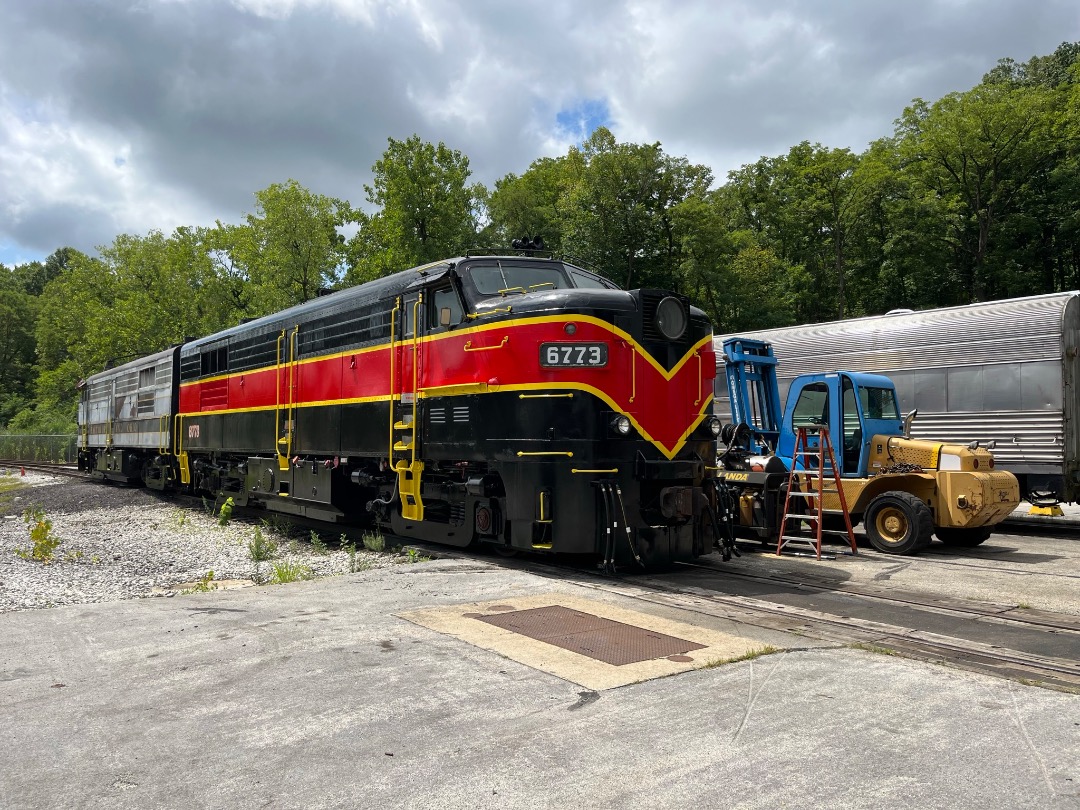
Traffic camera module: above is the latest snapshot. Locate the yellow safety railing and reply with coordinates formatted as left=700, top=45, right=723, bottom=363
left=463, top=336, right=509, bottom=352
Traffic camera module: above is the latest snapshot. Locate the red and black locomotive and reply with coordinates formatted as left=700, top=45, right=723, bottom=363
left=78, top=252, right=725, bottom=567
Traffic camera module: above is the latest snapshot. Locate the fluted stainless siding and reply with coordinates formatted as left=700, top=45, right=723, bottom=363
left=714, top=291, right=1080, bottom=497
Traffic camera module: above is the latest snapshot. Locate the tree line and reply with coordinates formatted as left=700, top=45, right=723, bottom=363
left=3, top=42, right=1080, bottom=431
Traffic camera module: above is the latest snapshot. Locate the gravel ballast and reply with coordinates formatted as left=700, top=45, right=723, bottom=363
left=0, top=473, right=402, bottom=612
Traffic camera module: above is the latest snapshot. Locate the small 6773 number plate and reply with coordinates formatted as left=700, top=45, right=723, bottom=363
left=540, top=342, right=608, bottom=368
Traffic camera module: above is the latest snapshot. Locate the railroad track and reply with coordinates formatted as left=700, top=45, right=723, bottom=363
left=414, top=545, right=1080, bottom=692
left=7, top=458, right=1079, bottom=690
left=0, top=461, right=85, bottom=480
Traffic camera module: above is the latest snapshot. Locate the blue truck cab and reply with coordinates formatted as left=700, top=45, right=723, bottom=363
left=776, top=371, right=903, bottom=478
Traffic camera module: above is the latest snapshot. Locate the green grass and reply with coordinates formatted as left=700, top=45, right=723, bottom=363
left=248, top=526, right=278, bottom=562
left=270, top=560, right=314, bottom=584
left=848, top=642, right=899, bottom=657
left=181, top=570, right=215, bottom=594
left=361, top=531, right=385, bottom=553
left=0, top=475, right=26, bottom=511
left=703, top=645, right=782, bottom=668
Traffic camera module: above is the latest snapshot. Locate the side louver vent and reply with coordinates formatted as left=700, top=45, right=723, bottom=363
left=640, top=291, right=666, bottom=342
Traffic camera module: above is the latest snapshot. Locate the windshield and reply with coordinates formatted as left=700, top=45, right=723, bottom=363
left=859, top=386, right=900, bottom=420
left=468, top=263, right=571, bottom=296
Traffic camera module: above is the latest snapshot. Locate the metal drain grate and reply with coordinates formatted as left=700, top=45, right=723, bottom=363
left=475, top=605, right=706, bottom=666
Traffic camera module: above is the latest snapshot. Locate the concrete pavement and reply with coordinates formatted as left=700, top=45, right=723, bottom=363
left=1, top=558, right=1078, bottom=809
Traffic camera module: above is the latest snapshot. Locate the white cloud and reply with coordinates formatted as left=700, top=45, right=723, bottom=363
left=0, top=0, right=1076, bottom=261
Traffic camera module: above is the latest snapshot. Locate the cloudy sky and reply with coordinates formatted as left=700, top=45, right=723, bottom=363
left=2, top=0, right=1078, bottom=267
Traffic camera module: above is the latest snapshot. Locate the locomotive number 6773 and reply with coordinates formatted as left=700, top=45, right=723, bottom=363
left=77, top=251, right=727, bottom=568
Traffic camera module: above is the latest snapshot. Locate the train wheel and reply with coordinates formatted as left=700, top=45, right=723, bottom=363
left=864, top=491, right=933, bottom=555
left=935, top=526, right=993, bottom=547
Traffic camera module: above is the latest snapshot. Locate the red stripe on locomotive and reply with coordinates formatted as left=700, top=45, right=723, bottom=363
left=179, top=318, right=715, bottom=456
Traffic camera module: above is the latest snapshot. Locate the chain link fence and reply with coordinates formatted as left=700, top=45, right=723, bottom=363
left=0, top=434, right=80, bottom=463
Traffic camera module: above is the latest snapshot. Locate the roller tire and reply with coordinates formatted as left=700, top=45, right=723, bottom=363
left=935, top=526, right=993, bottom=547
left=864, top=491, right=934, bottom=555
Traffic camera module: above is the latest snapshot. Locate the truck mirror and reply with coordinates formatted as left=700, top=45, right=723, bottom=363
left=902, top=408, right=918, bottom=439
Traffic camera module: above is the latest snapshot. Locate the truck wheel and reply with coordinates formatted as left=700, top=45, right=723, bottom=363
left=935, top=526, right=993, bottom=547
left=864, top=492, right=933, bottom=555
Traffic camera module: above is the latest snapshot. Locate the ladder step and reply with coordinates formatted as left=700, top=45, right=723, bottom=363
left=779, top=535, right=820, bottom=543
left=393, top=421, right=412, bottom=430
left=393, top=441, right=413, bottom=451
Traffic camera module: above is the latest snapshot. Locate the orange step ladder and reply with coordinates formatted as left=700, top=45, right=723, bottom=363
left=777, top=425, right=858, bottom=559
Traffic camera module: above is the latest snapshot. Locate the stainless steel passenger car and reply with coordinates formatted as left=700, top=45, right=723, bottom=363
left=715, top=292, right=1080, bottom=501
left=77, top=346, right=181, bottom=487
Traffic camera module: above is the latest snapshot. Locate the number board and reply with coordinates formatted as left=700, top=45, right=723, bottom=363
left=540, top=342, right=608, bottom=368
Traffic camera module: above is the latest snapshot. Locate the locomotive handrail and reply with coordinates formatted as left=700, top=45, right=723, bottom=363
left=287, top=325, right=298, bottom=462
left=465, top=306, right=512, bottom=320
left=275, top=329, right=288, bottom=471
left=409, top=296, right=422, bottom=469
left=519, top=393, right=574, bottom=399
left=388, top=298, right=400, bottom=461
left=628, top=342, right=637, bottom=404
left=158, top=414, right=170, bottom=456
left=419, top=381, right=489, bottom=396
left=571, top=468, right=619, bottom=474
left=694, top=350, right=703, bottom=406
left=516, top=451, right=574, bottom=457
left=463, top=336, right=509, bottom=352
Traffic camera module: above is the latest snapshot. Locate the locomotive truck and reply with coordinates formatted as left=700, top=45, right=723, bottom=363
left=77, top=251, right=727, bottom=569
left=714, top=338, right=1021, bottom=554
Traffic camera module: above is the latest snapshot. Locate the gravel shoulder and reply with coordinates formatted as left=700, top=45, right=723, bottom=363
left=0, top=473, right=403, bottom=612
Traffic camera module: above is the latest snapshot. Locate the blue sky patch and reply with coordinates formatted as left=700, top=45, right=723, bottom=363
left=555, top=98, right=612, bottom=144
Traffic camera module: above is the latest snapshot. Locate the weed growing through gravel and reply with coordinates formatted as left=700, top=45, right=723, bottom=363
left=0, top=472, right=28, bottom=513
left=309, top=530, right=329, bottom=555
left=362, top=531, right=385, bottom=553
left=182, top=570, right=215, bottom=594
left=248, top=526, right=278, bottom=562
left=341, top=535, right=375, bottom=573
left=260, top=514, right=296, bottom=538
left=217, top=497, right=235, bottom=526
left=402, top=547, right=430, bottom=564
left=270, top=560, right=314, bottom=584
left=14, top=505, right=62, bottom=564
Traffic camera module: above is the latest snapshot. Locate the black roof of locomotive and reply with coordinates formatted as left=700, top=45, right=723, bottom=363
left=181, top=253, right=580, bottom=352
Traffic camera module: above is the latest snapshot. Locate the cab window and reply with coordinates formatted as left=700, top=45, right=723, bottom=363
left=791, top=383, right=829, bottom=428
left=468, top=264, right=569, bottom=296
left=842, top=377, right=862, bottom=469
left=570, top=269, right=618, bottom=290
left=859, top=386, right=900, bottom=420
left=430, top=285, right=463, bottom=329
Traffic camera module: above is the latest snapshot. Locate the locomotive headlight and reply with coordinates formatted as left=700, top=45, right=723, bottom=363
left=610, top=415, right=632, bottom=436
left=705, top=416, right=722, bottom=437
left=655, top=297, right=687, bottom=341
